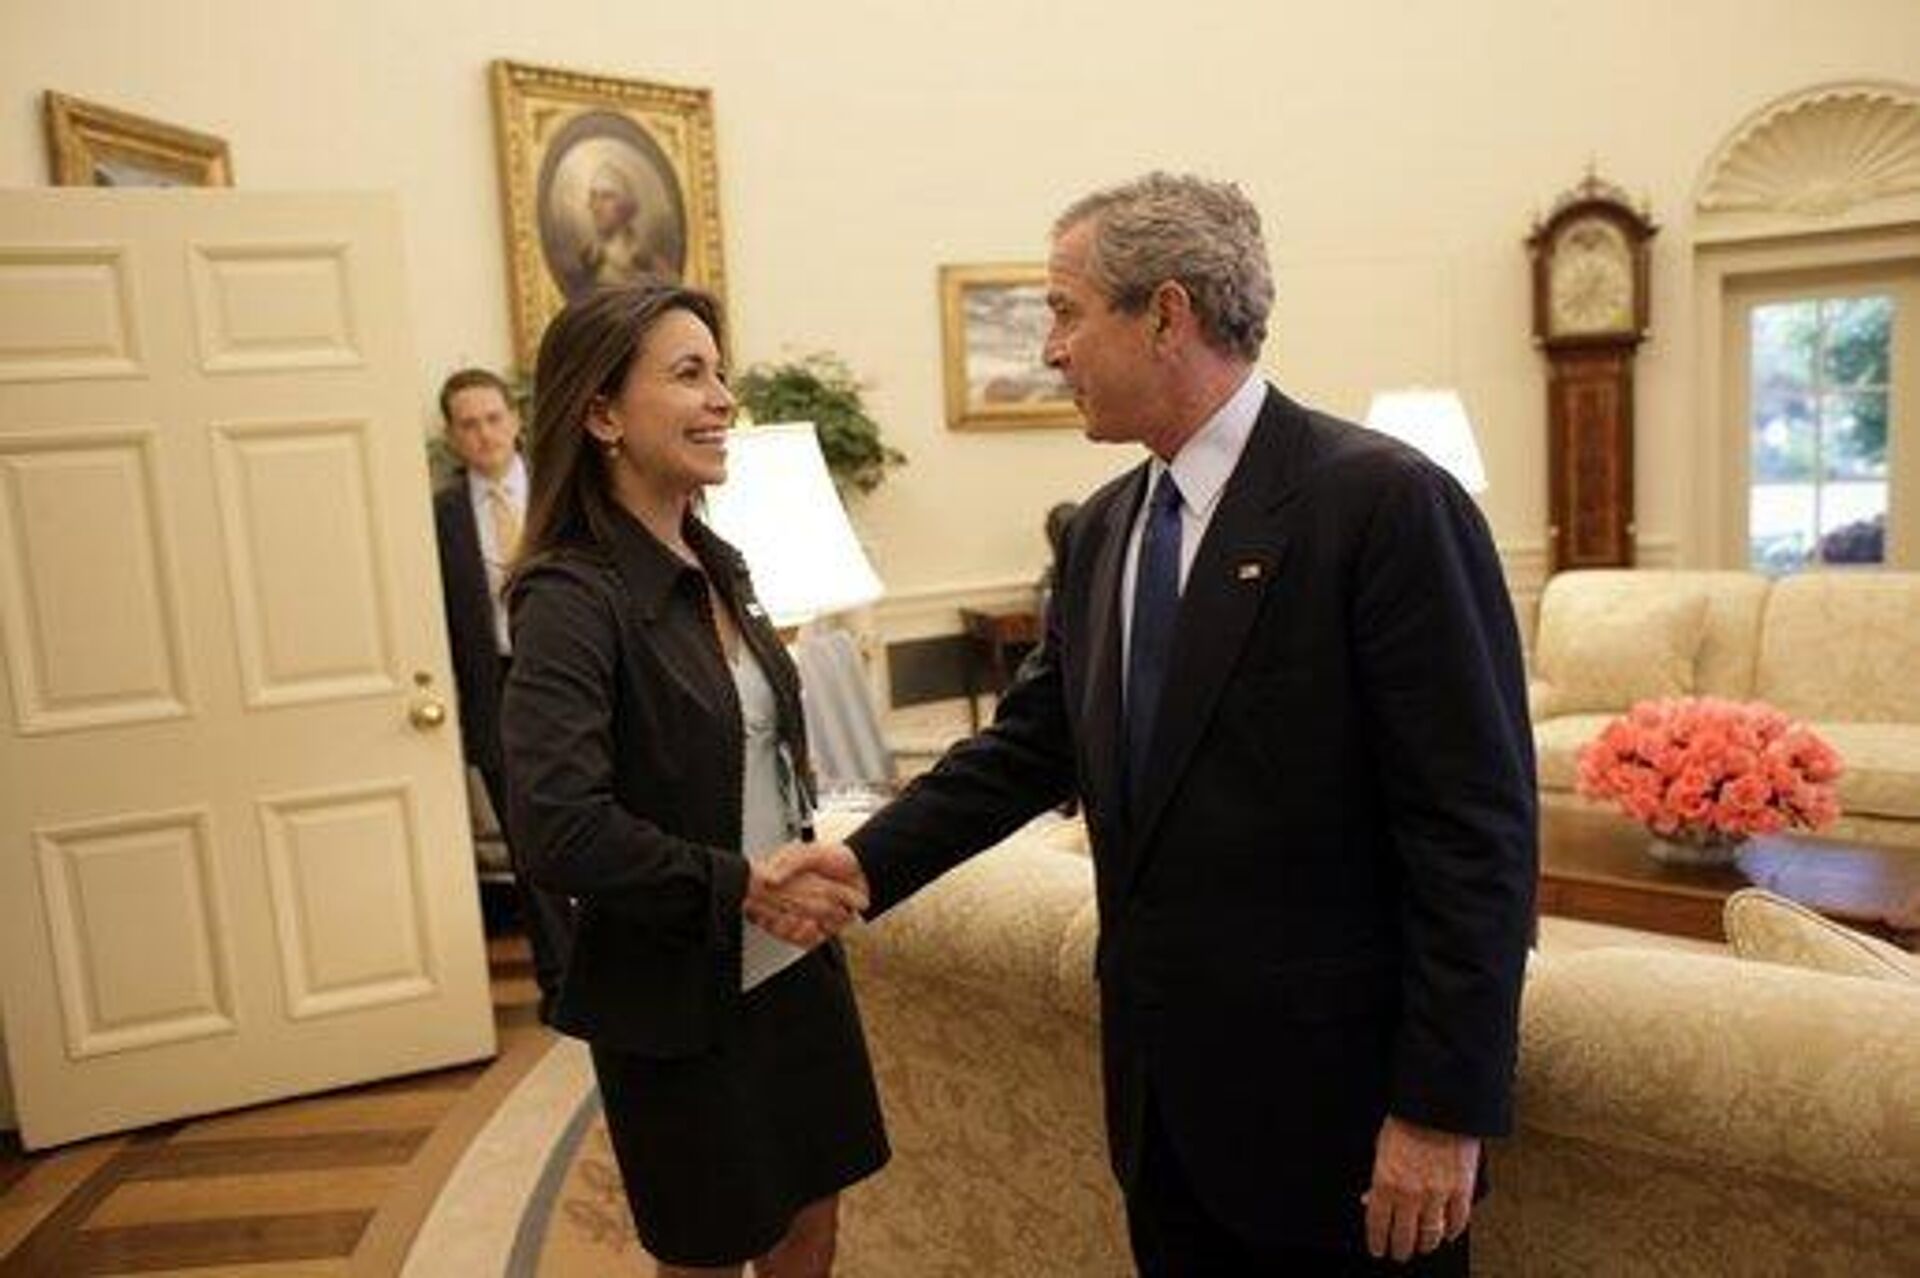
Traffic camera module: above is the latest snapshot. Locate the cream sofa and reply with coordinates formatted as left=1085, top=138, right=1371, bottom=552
left=834, top=820, right=1920, bottom=1277
left=1528, top=570, right=1920, bottom=849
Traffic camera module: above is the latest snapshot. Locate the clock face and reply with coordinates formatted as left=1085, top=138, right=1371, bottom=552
left=1548, top=217, right=1635, bottom=337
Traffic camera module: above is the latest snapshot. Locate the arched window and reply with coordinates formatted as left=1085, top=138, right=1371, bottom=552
left=1691, top=82, right=1920, bottom=572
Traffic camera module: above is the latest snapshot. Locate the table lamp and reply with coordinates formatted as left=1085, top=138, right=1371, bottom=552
left=702, top=421, right=884, bottom=626
left=1362, top=388, right=1488, bottom=494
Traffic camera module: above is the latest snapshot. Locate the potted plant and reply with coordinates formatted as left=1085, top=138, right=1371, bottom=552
left=733, top=353, right=905, bottom=495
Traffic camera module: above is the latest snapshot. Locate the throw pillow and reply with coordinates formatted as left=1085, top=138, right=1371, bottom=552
left=1534, top=586, right=1708, bottom=716
left=1722, top=887, right=1920, bottom=984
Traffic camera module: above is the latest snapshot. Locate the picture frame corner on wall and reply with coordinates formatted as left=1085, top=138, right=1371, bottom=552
left=938, top=261, right=1079, bottom=432
left=42, top=90, right=233, bottom=188
left=488, top=58, right=727, bottom=374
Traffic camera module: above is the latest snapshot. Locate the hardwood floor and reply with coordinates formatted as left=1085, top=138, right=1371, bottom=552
left=1, top=920, right=553, bottom=1276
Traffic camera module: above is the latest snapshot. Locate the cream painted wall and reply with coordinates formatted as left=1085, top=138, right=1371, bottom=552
left=4, top=0, right=1918, bottom=610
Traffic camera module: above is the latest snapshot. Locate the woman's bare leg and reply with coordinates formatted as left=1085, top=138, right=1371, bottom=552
left=753, top=1195, right=839, bottom=1278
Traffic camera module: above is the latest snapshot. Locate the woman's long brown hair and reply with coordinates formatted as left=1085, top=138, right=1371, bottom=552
left=512, top=281, right=724, bottom=574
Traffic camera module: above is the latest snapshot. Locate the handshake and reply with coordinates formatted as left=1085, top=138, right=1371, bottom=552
left=742, top=842, right=871, bottom=948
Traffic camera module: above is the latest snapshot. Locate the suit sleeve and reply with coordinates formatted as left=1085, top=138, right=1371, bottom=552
left=433, top=485, right=498, bottom=767
left=501, top=563, right=748, bottom=948
left=1350, top=456, right=1538, bottom=1137
left=847, top=543, right=1081, bottom=915
left=430, top=490, right=470, bottom=701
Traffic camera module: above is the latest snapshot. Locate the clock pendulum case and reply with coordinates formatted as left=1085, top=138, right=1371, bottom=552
left=1526, top=173, right=1657, bottom=572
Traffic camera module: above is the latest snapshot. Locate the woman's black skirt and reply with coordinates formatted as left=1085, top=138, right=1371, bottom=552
left=589, top=945, right=890, bottom=1267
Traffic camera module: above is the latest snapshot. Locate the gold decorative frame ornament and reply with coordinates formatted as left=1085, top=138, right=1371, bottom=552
left=43, top=91, right=232, bottom=187
left=490, top=59, right=728, bottom=371
left=939, top=263, right=1081, bottom=431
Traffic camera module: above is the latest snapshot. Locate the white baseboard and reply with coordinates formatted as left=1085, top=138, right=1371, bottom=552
left=870, top=577, right=1037, bottom=642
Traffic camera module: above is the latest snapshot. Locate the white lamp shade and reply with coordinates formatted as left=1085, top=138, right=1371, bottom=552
left=1362, top=388, right=1487, bottom=494
left=703, top=422, right=884, bottom=625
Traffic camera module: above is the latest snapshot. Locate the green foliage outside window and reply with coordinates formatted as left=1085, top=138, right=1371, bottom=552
left=1751, top=297, right=1890, bottom=478
left=1749, top=294, right=1892, bottom=572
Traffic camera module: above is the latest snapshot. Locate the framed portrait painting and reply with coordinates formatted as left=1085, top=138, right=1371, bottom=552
left=491, top=60, right=727, bottom=371
left=43, top=92, right=232, bottom=187
left=939, top=263, right=1080, bottom=431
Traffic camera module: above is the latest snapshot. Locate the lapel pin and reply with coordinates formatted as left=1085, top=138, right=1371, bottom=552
left=1236, top=561, right=1264, bottom=581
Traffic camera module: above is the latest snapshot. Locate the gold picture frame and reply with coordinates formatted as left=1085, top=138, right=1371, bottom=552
left=939, top=263, right=1080, bottom=431
left=43, top=91, right=232, bottom=187
left=490, top=59, right=728, bottom=372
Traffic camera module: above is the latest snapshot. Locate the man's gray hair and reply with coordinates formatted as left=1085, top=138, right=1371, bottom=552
left=1053, top=172, right=1273, bottom=362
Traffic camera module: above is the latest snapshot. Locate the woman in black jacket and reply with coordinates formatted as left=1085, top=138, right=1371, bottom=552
left=501, top=282, right=888, bottom=1277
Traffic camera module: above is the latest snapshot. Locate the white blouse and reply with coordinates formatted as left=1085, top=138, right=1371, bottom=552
left=733, top=647, right=808, bottom=991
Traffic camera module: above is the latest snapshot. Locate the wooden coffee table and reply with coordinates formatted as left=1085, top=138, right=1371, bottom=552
left=1538, top=804, right=1920, bottom=949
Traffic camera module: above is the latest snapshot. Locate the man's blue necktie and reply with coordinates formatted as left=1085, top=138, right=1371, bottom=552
left=1126, top=472, right=1183, bottom=802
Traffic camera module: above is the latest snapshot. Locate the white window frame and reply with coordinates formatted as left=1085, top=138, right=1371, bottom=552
left=1707, top=252, right=1919, bottom=571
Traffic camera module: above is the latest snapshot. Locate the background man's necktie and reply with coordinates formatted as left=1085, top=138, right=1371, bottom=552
left=487, top=480, right=522, bottom=562
left=1126, top=472, right=1183, bottom=802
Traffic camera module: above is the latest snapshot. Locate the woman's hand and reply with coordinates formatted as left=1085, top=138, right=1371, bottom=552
left=742, top=843, right=870, bottom=947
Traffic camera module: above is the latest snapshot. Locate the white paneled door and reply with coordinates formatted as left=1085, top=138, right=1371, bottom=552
left=0, top=191, right=494, bottom=1149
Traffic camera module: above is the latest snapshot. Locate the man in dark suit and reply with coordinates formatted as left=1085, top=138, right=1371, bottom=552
left=807, top=174, right=1536, bottom=1273
left=433, top=368, right=572, bottom=1016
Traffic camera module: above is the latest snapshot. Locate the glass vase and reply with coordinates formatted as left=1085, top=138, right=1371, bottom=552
left=1644, top=829, right=1747, bottom=867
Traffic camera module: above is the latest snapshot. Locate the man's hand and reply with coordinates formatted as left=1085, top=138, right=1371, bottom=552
left=741, top=842, right=871, bottom=948
left=1361, top=1115, right=1479, bottom=1262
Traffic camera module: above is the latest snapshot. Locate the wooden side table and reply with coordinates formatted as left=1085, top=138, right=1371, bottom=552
left=959, top=605, right=1040, bottom=731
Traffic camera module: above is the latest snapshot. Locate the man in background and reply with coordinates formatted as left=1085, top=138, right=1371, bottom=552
left=820, top=173, right=1536, bottom=1274
left=433, top=368, right=571, bottom=1017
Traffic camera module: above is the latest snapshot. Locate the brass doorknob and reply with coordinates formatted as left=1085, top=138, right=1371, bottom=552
left=408, top=671, right=448, bottom=730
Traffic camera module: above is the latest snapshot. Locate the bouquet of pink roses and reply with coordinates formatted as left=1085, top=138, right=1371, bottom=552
left=1576, top=696, right=1843, bottom=843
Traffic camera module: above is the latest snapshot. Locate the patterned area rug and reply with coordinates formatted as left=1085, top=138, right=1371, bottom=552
left=522, top=1092, right=648, bottom=1274
left=400, top=1037, right=655, bottom=1275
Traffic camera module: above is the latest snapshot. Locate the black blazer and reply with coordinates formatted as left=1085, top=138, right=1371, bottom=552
left=500, top=511, right=817, bottom=1055
left=433, top=477, right=505, bottom=773
left=848, top=388, right=1537, bottom=1252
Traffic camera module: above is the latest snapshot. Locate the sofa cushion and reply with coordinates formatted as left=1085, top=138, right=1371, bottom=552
left=1723, top=888, right=1920, bottom=984
left=1755, top=572, right=1920, bottom=722
left=1532, top=571, right=1771, bottom=710
left=1532, top=714, right=1616, bottom=792
left=1533, top=577, right=1708, bottom=715
left=1675, top=571, right=1772, bottom=697
left=1811, top=721, right=1920, bottom=820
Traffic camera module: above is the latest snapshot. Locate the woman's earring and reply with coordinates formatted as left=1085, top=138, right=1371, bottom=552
left=602, top=437, right=621, bottom=459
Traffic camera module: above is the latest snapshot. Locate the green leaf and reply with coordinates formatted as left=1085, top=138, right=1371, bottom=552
left=733, top=352, right=906, bottom=495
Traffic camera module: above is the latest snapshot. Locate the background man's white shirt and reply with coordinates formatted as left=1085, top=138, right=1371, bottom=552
left=466, top=452, right=527, bottom=654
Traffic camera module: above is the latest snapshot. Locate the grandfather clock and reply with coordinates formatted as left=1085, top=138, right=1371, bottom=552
left=1527, top=173, right=1657, bottom=572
